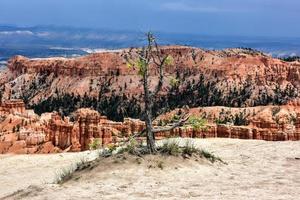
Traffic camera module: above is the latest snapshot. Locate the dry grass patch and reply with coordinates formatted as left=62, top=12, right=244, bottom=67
left=53, top=138, right=225, bottom=185
left=158, top=139, right=226, bottom=164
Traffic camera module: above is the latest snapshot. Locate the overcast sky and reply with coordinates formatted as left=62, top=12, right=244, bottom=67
left=0, top=0, right=299, bottom=37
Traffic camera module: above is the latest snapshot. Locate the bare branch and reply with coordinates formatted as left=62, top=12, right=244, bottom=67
left=118, top=129, right=146, bottom=146
left=154, top=39, right=163, bottom=63
left=152, top=114, right=190, bottom=133
left=152, top=55, right=170, bottom=96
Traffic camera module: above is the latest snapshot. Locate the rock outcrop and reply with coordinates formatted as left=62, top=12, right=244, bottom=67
left=1, top=46, right=300, bottom=121
left=0, top=99, right=25, bottom=114
left=1, top=100, right=300, bottom=154
left=0, top=100, right=146, bottom=154
left=1, top=46, right=300, bottom=154
left=156, top=104, right=300, bottom=141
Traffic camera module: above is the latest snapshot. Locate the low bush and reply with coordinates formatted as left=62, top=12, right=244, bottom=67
left=157, top=160, right=164, bottom=170
left=187, top=116, right=207, bottom=130
left=159, top=139, right=181, bottom=156
left=182, top=140, right=198, bottom=156
left=199, top=149, right=223, bottom=163
left=158, top=139, right=225, bottom=163
left=117, top=138, right=146, bottom=156
left=89, top=139, right=101, bottom=150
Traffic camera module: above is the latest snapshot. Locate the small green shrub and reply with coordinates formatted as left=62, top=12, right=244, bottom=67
left=169, top=76, right=180, bottom=88
left=171, top=114, right=181, bottom=122
left=117, top=138, right=142, bottom=156
left=107, top=143, right=117, bottom=153
left=272, top=107, right=281, bottom=117
left=199, top=149, right=223, bottom=163
left=187, top=116, right=207, bottom=130
left=289, top=114, right=297, bottom=124
left=182, top=140, right=199, bottom=156
left=157, top=119, right=168, bottom=126
left=215, top=118, right=225, bottom=125
left=157, top=161, right=164, bottom=169
left=89, top=139, right=101, bottom=150
left=126, top=138, right=139, bottom=154
left=159, top=139, right=181, bottom=156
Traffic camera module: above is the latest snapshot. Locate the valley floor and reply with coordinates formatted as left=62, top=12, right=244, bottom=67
left=0, top=138, right=299, bottom=200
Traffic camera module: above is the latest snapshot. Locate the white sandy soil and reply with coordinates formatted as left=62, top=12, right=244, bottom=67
left=0, top=138, right=299, bottom=200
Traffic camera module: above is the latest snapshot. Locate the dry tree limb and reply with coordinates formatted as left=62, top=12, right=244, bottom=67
left=152, top=113, right=190, bottom=133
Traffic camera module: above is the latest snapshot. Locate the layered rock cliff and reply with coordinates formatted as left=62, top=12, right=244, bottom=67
left=2, top=46, right=300, bottom=154
left=0, top=100, right=145, bottom=154
left=1, top=99, right=300, bottom=154
left=1, top=46, right=300, bottom=121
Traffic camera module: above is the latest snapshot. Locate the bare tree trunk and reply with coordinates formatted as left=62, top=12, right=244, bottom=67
left=123, top=32, right=179, bottom=154
left=143, top=70, right=156, bottom=153
left=145, top=109, right=156, bottom=153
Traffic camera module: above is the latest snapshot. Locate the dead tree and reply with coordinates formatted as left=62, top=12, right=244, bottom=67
left=123, top=32, right=189, bottom=154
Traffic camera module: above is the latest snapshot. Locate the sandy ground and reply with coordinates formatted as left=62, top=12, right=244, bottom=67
left=0, top=138, right=300, bottom=200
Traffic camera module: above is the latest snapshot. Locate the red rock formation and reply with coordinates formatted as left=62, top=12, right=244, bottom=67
left=1, top=99, right=300, bottom=154
left=45, top=109, right=144, bottom=152
left=0, top=99, right=25, bottom=114
left=156, top=104, right=300, bottom=141
left=76, top=109, right=102, bottom=150
left=48, top=113, right=73, bottom=150
left=0, top=141, right=12, bottom=153
left=3, top=46, right=300, bottom=108
left=7, top=53, right=129, bottom=77
left=2, top=46, right=300, bottom=154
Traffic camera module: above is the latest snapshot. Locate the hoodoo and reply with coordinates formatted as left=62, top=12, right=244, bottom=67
left=1, top=46, right=300, bottom=154
left=1, top=99, right=300, bottom=154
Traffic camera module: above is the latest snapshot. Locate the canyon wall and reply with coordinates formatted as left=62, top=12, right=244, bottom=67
left=1, top=46, right=300, bottom=153
left=0, top=100, right=145, bottom=153
left=2, top=46, right=300, bottom=120
left=1, top=100, right=300, bottom=154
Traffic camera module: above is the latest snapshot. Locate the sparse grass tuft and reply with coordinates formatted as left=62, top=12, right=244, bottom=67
left=157, top=139, right=225, bottom=164
left=182, top=140, right=198, bottom=156
left=53, top=156, right=90, bottom=184
left=107, top=143, right=117, bottom=153
left=187, top=116, right=207, bottom=131
left=199, top=149, right=224, bottom=163
left=53, top=139, right=226, bottom=185
left=116, top=138, right=146, bottom=156
left=89, top=139, right=101, bottom=150
left=158, top=139, right=181, bottom=156
left=157, top=160, right=164, bottom=170
left=74, top=156, right=90, bottom=171
left=124, top=138, right=139, bottom=155
left=136, top=158, right=142, bottom=165
left=54, top=166, right=74, bottom=184
left=91, top=138, right=226, bottom=176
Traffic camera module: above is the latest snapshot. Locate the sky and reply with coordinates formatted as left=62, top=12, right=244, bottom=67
left=0, top=0, right=300, bottom=37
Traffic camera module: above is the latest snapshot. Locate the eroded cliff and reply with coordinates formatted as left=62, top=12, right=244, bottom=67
left=1, top=46, right=300, bottom=121
left=1, top=99, right=300, bottom=154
